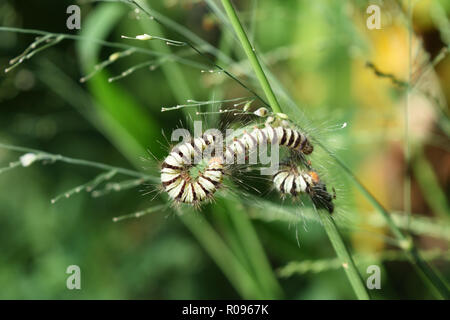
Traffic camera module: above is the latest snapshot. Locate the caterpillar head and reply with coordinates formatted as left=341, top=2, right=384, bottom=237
left=301, top=139, right=314, bottom=155
left=307, top=171, right=334, bottom=214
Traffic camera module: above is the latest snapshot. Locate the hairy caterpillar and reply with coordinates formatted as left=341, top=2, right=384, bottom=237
left=161, top=116, right=313, bottom=205
left=118, top=2, right=335, bottom=211
left=161, top=134, right=224, bottom=205
left=273, top=163, right=335, bottom=213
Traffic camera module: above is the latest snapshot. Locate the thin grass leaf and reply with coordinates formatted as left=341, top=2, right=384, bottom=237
left=278, top=249, right=450, bottom=277
left=220, top=196, right=283, bottom=299
left=316, top=209, right=370, bottom=299
left=178, top=210, right=265, bottom=299
left=412, top=145, right=450, bottom=221
left=220, top=0, right=282, bottom=114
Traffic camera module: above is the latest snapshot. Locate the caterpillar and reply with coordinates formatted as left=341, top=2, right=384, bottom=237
left=161, top=120, right=313, bottom=205
left=161, top=134, right=224, bottom=205
left=273, top=163, right=335, bottom=213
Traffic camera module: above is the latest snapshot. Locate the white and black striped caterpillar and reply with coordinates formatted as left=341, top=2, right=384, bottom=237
left=273, top=164, right=335, bottom=213
left=225, top=123, right=313, bottom=161
left=161, top=134, right=224, bottom=205
left=160, top=123, right=313, bottom=205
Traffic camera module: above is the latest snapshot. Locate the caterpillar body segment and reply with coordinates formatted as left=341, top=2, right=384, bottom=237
left=273, top=164, right=335, bottom=213
left=269, top=125, right=313, bottom=155
left=273, top=166, right=313, bottom=196
left=224, top=125, right=313, bottom=161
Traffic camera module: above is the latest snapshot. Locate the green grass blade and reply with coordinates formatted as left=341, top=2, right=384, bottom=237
left=317, top=210, right=370, bottom=300
left=178, top=211, right=264, bottom=299
left=278, top=249, right=450, bottom=277
left=220, top=0, right=282, bottom=113
left=75, top=3, right=161, bottom=165
left=219, top=196, right=284, bottom=299
left=412, top=145, right=450, bottom=221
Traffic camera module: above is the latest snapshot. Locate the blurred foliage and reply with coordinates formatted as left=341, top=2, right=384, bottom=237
left=0, top=0, right=449, bottom=299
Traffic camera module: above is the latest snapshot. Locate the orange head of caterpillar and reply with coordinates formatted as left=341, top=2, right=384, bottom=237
left=307, top=171, right=320, bottom=184
left=208, top=156, right=224, bottom=168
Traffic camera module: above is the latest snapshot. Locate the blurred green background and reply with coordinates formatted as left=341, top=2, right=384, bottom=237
left=0, top=0, right=449, bottom=299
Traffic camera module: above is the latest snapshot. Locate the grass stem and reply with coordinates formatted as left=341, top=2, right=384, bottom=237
left=220, top=0, right=282, bottom=113
left=317, top=210, right=370, bottom=300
